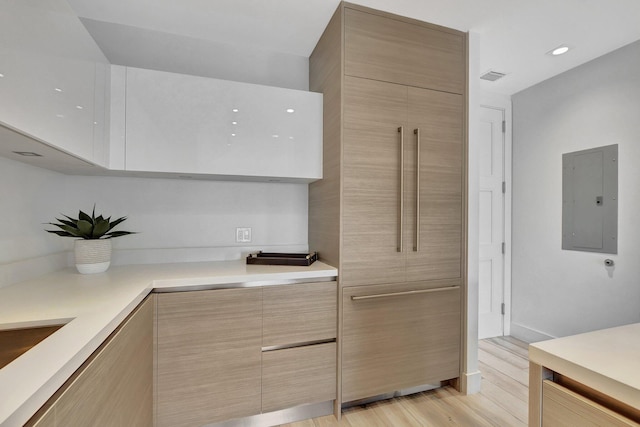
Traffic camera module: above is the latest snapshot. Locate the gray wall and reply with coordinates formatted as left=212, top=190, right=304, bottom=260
left=511, top=40, right=640, bottom=341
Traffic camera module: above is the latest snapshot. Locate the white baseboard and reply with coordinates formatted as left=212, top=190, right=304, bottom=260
left=460, top=370, right=482, bottom=395
left=510, top=322, right=556, bottom=343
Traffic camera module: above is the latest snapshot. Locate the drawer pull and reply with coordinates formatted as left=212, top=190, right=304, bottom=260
left=262, top=338, right=336, bottom=352
left=351, top=286, right=459, bottom=301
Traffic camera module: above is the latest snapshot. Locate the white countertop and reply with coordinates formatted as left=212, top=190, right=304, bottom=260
left=529, top=322, right=640, bottom=410
left=0, top=260, right=337, bottom=427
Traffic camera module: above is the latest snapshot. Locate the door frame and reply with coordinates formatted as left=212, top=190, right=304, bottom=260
left=480, top=92, right=512, bottom=336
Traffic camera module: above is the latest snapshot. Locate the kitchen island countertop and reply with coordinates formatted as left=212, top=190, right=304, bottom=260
left=0, top=260, right=337, bottom=427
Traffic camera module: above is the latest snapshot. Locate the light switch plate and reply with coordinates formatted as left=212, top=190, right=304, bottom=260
left=236, top=227, right=252, bottom=243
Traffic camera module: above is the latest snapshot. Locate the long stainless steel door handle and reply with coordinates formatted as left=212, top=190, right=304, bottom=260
left=414, top=128, right=420, bottom=252
left=351, top=286, right=459, bottom=301
left=398, top=126, right=404, bottom=253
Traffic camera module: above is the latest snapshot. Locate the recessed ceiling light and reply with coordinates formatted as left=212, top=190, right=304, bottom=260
left=272, top=134, right=279, bottom=138
left=286, top=108, right=295, bottom=113
left=232, top=108, right=239, bottom=113
left=13, top=151, right=42, bottom=157
left=231, top=133, right=236, bottom=137
left=0, top=73, right=4, bottom=78
left=76, top=105, right=83, bottom=110
left=231, top=121, right=237, bottom=125
left=54, top=88, right=62, bottom=92
left=549, top=45, right=570, bottom=56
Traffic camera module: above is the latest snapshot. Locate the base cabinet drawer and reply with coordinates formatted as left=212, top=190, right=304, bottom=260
left=543, top=381, right=640, bottom=427
left=262, top=342, right=337, bottom=413
left=342, top=282, right=461, bottom=403
left=263, top=281, right=337, bottom=347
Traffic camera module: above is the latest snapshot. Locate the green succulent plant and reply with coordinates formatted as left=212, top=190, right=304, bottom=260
left=46, top=206, right=135, bottom=240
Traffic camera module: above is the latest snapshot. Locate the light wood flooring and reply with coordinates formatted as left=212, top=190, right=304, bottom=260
left=281, top=336, right=529, bottom=427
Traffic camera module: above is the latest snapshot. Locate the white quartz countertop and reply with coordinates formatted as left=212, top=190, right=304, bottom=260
left=529, top=322, right=640, bottom=410
left=0, top=260, right=337, bottom=427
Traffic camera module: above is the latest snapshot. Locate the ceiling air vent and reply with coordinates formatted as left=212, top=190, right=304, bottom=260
left=480, top=70, right=506, bottom=82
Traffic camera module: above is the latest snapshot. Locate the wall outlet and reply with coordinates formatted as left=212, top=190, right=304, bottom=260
left=236, top=227, right=252, bottom=243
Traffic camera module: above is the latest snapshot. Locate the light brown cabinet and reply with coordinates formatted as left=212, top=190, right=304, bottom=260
left=261, top=281, right=337, bottom=413
left=263, top=281, right=337, bottom=347
left=155, top=288, right=262, bottom=427
left=344, top=7, right=465, bottom=94
left=155, top=281, right=337, bottom=426
left=342, top=282, right=461, bottom=402
left=341, top=76, right=463, bottom=287
left=27, top=281, right=336, bottom=427
left=262, top=342, right=337, bottom=413
left=309, top=2, right=467, bottom=405
left=542, top=380, right=639, bottom=427
left=26, top=297, right=154, bottom=427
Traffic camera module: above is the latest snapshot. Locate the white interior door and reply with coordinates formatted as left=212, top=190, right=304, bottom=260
left=478, top=106, right=505, bottom=339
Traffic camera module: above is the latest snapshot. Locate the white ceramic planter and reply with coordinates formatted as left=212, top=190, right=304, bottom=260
left=74, top=239, right=112, bottom=274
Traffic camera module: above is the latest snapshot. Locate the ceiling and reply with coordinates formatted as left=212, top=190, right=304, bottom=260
left=66, top=0, right=640, bottom=95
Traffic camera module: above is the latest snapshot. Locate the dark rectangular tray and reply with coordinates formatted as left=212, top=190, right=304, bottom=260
left=246, top=251, right=318, bottom=266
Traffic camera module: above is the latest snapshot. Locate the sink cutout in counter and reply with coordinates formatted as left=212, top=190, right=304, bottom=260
left=0, top=322, right=68, bottom=369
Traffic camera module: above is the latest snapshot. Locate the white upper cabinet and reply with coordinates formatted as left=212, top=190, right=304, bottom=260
left=0, top=1, right=109, bottom=166
left=120, top=67, right=323, bottom=182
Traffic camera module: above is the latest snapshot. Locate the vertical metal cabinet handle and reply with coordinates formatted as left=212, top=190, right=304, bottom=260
left=398, top=127, right=404, bottom=253
left=414, top=128, right=420, bottom=252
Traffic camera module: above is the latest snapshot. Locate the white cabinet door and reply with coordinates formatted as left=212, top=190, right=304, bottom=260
left=0, top=1, right=109, bottom=165
left=124, top=67, right=323, bottom=182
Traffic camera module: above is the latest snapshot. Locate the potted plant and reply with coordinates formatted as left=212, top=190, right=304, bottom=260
left=46, top=207, right=135, bottom=274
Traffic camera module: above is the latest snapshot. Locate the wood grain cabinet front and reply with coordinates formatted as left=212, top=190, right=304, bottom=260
left=344, top=7, right=465, bottom=94
left=263, top=281, right=337, bottom=347
left=155, top=283, right=337, bottom=427
left=26, top=296, right=154, bottom=427
left=27, top=282, right=337, bottom=427
left=342, top=282, right=461, bottom=403
left=340, top=76, right=464, bottom=287
left=155, top=288, right=262, bottom=427
left=542, top=380, right=640, bottom=427
left=262, top=281, right=338, bottom=413
left=309, top=2, right=467, bottom=408
left=262, top=343, right=337, bottom=413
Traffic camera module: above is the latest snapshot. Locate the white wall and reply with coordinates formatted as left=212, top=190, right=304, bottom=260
left=0, top=156, right=308, bottom=288
left=511, top=40, right=640, bottom=341
left=80, top=18, right=309, bottom=91
left=0, top=157, right=68, bottom=287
